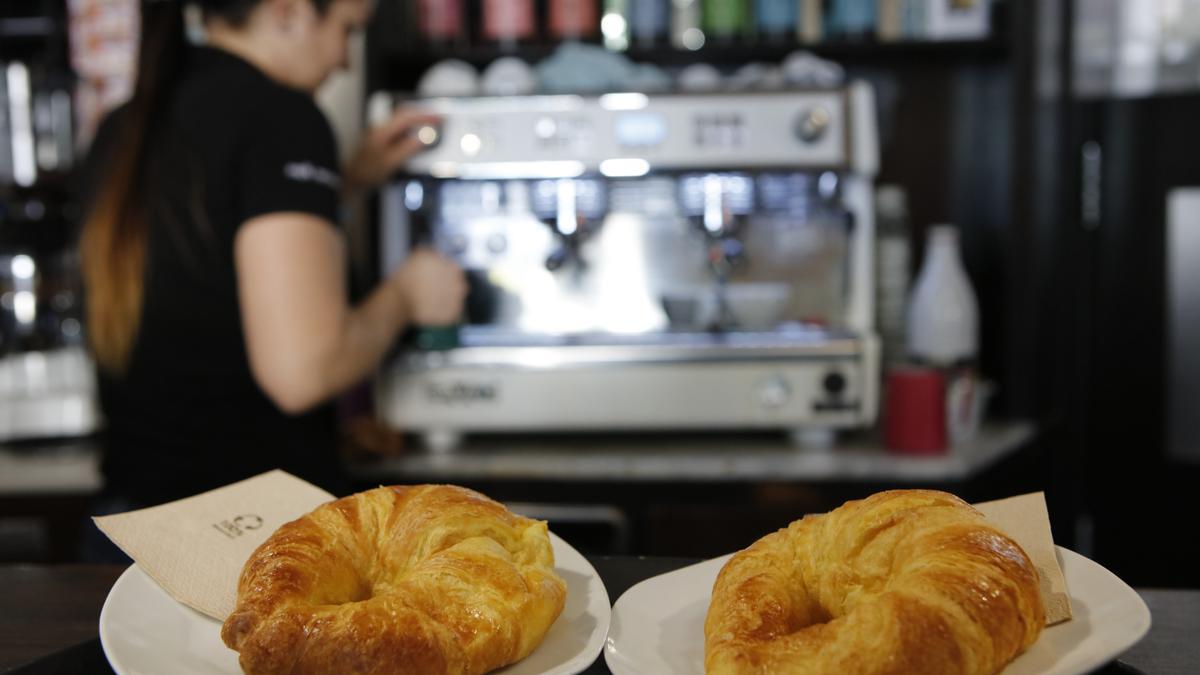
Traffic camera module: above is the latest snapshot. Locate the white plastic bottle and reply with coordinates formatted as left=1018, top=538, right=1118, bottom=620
left=906, top=224, right=979, bottom=366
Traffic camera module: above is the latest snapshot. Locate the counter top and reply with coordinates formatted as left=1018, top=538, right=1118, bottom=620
left=350, top=420, right=1036, bottom=483
left=6, top=557, right=1191, bottom=674
left=0, top=422, right=1034, bottom=498
left=0, top=440, right=101, bottom=496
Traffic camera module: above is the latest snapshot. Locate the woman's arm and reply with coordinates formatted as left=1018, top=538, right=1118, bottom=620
left=235, top=212, right=464, bottom=414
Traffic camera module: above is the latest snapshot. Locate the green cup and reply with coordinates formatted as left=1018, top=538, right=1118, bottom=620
left=412, top=324, right=461, bottom=351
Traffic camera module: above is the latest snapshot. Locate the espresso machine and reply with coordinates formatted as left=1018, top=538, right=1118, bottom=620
left=371, top=85, right=880, bottom=450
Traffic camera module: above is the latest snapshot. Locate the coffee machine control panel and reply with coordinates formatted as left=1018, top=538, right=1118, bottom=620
left=373, top=89, right=875, bottom=178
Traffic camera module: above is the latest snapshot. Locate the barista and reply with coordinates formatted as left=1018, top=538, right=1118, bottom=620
left=79, top=0, right=465, bottom=511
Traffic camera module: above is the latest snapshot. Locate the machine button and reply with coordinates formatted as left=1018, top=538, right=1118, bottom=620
left=535, top=116, right=557, bottom=140
left=795, top=106, right=831, bottom=143
left=459, top=132, right=483, bottom=156
left=448, top=233, right=469, bottom=255
left=486, top=233, right=508, bottom=254
left=822, top=372, right=847, bottom=396
left=758, top=377, right=792, bottom=409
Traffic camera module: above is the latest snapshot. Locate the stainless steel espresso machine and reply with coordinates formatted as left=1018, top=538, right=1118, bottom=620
left=371, top=85, right=880, bottom=451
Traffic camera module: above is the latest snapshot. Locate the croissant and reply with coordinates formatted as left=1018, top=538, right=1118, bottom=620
left=704, top=489, right=1045, bottom=674
left=220, top=484, right=567, bottom=675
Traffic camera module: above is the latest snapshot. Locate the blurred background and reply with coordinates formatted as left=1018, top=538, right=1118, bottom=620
left=1, top=0, right=1198, bottom=589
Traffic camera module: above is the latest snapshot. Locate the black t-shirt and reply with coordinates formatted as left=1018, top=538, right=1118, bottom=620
left=84, top=47, right=346, bottom=504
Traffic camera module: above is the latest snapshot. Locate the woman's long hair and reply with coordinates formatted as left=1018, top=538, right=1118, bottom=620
left=80, top=0, right=331, bottom=373
left=80, top=0, right=188, bottom=373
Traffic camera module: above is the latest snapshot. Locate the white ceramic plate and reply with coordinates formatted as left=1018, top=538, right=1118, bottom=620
left=100, top=532, right=609, bottom=675
left=605, top=546, right=1151, bottom=675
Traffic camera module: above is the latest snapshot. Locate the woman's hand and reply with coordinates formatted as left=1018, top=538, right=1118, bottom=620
left=390, top=248, right=467, bottom=328
left=344, top=108, right=440, bottom=192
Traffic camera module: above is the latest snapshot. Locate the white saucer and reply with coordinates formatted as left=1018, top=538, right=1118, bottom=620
left=100, top=532, right=609, bottom=675
left=605, top=546, right=1151, bottom=675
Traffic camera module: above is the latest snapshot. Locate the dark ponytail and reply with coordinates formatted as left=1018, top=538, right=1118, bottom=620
left=80, top=0, right=188, bottom=373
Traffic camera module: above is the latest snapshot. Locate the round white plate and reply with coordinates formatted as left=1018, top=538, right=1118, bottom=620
left=605, top=546, right=1151, bottom=675
left=100, top=532, right=609, bottom=675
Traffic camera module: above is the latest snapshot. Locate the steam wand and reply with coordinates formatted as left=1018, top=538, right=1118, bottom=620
left=706, top=237, right=746, bottom=332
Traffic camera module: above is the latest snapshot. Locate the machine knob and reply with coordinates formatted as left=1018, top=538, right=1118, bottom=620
left=758, top=377, right=792, bottom=409
left=794, top=106, right=831, bottom=143
left=822, top=371, right=847, bottom=396
left=414, top=124, right=442, bottom=149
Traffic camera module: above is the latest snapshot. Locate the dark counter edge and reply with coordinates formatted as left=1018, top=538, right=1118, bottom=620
left=6, top=564, right=1194, bottom=675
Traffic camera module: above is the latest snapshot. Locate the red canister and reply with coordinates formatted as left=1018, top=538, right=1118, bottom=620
left=483, top=0, right=536, bottom=43
left=549, top=0, right=598, bottom=39
left=883, top=366, right=947, bottom=455
left=419, top=0, right=465, bottom=42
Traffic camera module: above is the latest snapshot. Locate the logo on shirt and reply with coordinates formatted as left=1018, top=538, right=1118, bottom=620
left=283, top=161, right=340, bottom=190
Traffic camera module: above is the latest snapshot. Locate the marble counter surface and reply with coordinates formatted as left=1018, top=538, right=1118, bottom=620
left=0, top=441, right=101, bottom=496
left=349, top=420, right=1036, bottom=484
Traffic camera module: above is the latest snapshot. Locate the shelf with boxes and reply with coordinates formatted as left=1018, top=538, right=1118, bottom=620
left=369, top=0, right=1006, bottom=92
left=387, top=0, right=1001, bottom=49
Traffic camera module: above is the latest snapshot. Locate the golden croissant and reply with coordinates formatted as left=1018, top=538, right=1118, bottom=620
left=220, top=484, right=567, bottom=675
left=704, top=489, right=1045, bottom=674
